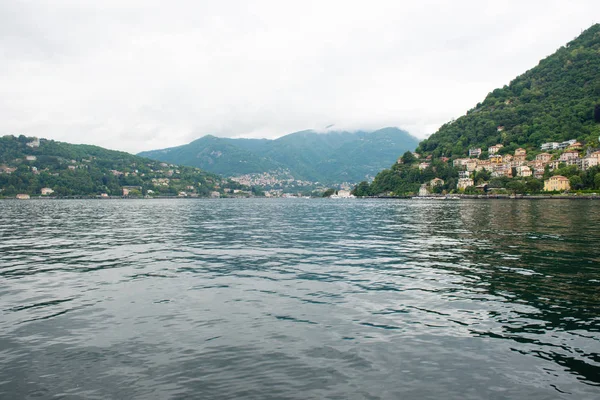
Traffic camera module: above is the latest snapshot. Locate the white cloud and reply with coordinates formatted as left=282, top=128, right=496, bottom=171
left=0, top=0, right=598, bottom=153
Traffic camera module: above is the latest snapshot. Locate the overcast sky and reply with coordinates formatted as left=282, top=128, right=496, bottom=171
left=1, top=1, right=598, bottom=153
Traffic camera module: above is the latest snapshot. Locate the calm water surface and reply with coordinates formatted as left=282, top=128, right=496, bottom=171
left=1, top=199, right=599, bottom=399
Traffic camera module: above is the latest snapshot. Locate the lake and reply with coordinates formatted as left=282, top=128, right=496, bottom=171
left=1, top=198, right=599, bottom=399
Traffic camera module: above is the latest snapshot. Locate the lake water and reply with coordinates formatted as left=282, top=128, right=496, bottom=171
left=1, top=198, right=599, bottom=399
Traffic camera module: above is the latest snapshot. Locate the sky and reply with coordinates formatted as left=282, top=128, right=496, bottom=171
left=1, top=1, right=598, bottom=153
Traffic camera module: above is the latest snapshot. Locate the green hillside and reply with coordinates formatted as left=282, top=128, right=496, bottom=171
left=0, top=135, right=245, bottom=198
left=138, top=127, right=420, bottom=183
left=357, top=24, right=600, bottom=196
left=418, top=23, right=600, bottom=157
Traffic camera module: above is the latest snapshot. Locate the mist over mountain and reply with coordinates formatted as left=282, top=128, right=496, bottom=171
left=139, top=127, right=419, bottom=183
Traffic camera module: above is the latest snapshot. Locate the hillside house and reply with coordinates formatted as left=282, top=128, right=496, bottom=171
left=16, top=194, right=30, bottom=200
left=544, top=175, right=570, bottom=192
left=430, top=178, right=444, bottom=187
left=489, top=154, right=503, bottom=164
left=541, top=142, right=560, bottom=151
left=469, top=148, right=482, bottom=158
left=514, top=148, right=527, bottom=162
left=488, top=144, right=504, bottom=154
left=517, top=166, right=532, bottom=177
left=27, top=138, right=40, bottom=148
left=559, top=151, right=579, bottom=162
left=453, top=158, right=469, bottom=168
left=535, top=153, right=552, bottom=163
left=418, top=162, right=431, bottom=171
left=457, top=178, right=474, bottom=190
left=41, top=188, right=54, bottom=195
left=465, top=159, right=478, bottom=172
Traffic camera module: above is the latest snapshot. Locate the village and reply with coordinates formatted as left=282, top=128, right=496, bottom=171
left=414, top=137, right=600, bottom=196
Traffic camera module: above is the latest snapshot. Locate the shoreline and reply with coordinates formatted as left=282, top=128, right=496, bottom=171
left=2, top=194, right=600, bottom=201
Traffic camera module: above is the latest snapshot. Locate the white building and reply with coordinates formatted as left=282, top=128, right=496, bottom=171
left=469, top=148, right=482, bottom=158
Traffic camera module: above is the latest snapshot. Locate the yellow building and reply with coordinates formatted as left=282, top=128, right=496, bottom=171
left=489, top=154, right=503, bottom=164
left=544, top=175, right=570, bottom=192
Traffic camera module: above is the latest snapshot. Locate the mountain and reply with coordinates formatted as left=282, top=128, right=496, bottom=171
left=138, top=127, right=420, bottom=183
left=417, top=23, right=600, bottom=158
left=359, top=24, right=600, bottom=196
left=0, top=135, right=244, bottom=197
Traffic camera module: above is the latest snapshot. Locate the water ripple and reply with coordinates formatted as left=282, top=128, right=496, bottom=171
left=0, top=198, right=599, bottom=399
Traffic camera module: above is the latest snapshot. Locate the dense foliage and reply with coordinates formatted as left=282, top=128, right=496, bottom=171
left=417, top=24, right=600, bottom=158
left=0, top=135, right=245, bottom=197
left=358, top=24, right=600, bottom=196
left=138, top=128, right=420, bottom=184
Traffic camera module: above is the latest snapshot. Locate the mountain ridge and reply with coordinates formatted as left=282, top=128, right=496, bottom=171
left=138, top=127, right=420, bottom=183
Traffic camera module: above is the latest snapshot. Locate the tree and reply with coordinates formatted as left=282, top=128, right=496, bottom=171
left=595, top=173, right=600, bottom=189
left=322, top=188, right=335, bottom=197
left=506, top=180, right=526, bottom=194
left=569, top=175, right=583, bottom=190
left=401, top=151, right=416, bottom=164
left=595, top=104, right=600, bottom=123
left=352, top=181, right=370, bottom=197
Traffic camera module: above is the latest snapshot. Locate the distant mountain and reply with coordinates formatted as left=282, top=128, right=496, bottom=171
left=0, top=135, right=241, bottom=197
left=138, top=127, right=420, bottom=183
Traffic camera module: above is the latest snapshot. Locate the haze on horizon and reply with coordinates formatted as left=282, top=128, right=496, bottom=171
left=1, top=1, right=598, bottom=154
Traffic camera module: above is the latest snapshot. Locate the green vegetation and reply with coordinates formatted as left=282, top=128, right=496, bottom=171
left=357, top=24, right=600, bottom=196
left=138, top=127, right=420, bottom=184
left=417, top=24, right=600, bottom=158
left=0, top=135, right=246, bottom=198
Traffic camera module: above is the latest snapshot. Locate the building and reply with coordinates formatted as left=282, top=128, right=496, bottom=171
left=541, top=142, right=560, bottom=151
left=453, top=158, right=469, bottom=168
left=536, top=153, right=552, bottom=163
left=513, top=148, right=527, bottom=162
left=469, top=148, right=482, bottom=158
left=16, top=194, right=30, bottom=200
left=457, top=178, right=474, bottom=190
left=544, top=175, right=570, bottom=192
left=503, top=154, right=513, bottom=163
left=517, top=166, right=532, bottom=177
left=26, top=138, right=40, bottom=148
left=557, top=139, right=577, bottom=150
left=40, top=187, right=54, bottom=195
left=559, top=151, right=579, bottom=162
left=210, top=191, right=220, bottom=198
left=336, top=190, right=353, bottom=198
left=489, top=154, right=503, bottom=164
left=430, top=178, right=444, bottom=187
left=581, top=155, right=599, bottom=170
left=458, top=171, right=470, bottom=179
left=418, top=184, right=429, bottom=197
left=488, top=144, right=504, bottom=154
left=418, top=162, right=431, bottom=170
left=465, top=159, right=477, bottom=172
left=567, top=142, right=583, bottom=151
left=25, top=155, right=37, bottom=161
